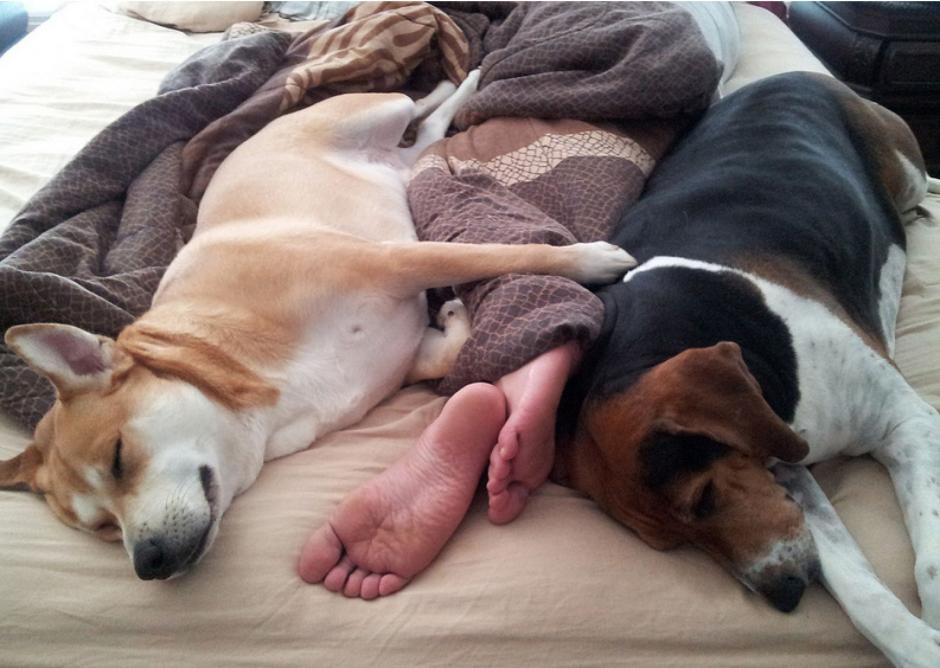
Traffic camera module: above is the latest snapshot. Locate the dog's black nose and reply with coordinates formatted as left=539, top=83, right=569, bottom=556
left=762, top=574, right=807, bottom=613
left=134, top=539, right=175, bottom=580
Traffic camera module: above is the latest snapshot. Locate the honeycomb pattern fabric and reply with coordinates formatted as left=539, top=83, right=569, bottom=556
left=409, top=118, right=685, bottom=394
left=408, top=0, right=720, bottom=392
left=448, top=1, right=721, bottom=130
left=443, top=130, right=657, bottom=188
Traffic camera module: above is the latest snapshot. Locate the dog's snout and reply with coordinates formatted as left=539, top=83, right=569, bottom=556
left=759, top=573, right=807, bottom=613
left=741, top=528, right=819, bottom=613
left=127, top=465, right=217, bottom=581
left=134, top=538, right=175, bottom=581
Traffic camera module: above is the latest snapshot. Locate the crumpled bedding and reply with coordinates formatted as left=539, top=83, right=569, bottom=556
left=0, top=30, right=293, bottom=427
left=0, top=0, right=467, bottom=428
left=408, top=1, right=721, bottom=392
left=0, top=0, right=726, bottom=426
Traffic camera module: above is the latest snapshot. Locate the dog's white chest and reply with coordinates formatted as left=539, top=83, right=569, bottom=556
left=755, top=247, right=905, bottom=462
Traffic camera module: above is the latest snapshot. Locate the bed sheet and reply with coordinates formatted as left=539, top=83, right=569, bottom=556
left=0, top=4, right=937, bottom=667
left=0, top=2, right=219, bottom=231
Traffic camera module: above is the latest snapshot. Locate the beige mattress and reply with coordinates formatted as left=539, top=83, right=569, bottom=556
left=0, top=4, right=936, bottom=667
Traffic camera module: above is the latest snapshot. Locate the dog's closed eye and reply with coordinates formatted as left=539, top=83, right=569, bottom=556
left=111, top=439, right=123, bottom=480
left=693, top=481, right=717, bottom=520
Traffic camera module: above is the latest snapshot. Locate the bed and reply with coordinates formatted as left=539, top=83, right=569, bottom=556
left=1, top=3, right=937, bottom=666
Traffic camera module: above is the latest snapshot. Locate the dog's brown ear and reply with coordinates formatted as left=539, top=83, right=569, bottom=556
left=657, top=342, right=809, bottom=464
left=119, top=325, right=279, bottom=410
left=0, top=445, right=47, bottom=492
left=5, top=324, right=129, bottom=400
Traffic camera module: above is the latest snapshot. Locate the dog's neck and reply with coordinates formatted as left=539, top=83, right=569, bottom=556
left=588, top=266, right=801, bottom=423
left=118, top=303, right=282, bottom=413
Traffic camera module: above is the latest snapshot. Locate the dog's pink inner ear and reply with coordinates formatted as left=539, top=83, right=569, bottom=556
left=5, top=323, right=119, bottom=397
left=38, top=330, right=107, bottom=376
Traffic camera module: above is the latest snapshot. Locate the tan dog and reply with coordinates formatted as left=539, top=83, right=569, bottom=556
left=0, top=72, right=635, bottom=580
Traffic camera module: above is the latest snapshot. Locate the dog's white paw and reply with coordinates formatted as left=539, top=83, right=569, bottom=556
left=569, top=241, right=637, bottom=284
left=436, top=299, right=471, bottom=346
left=451, top=69, right=480, bottom=105
left=436, top=298, right=469, bottom=331
left=463, top=69, right=481, bottom=91
left=886, top=622, right=940, bottom=668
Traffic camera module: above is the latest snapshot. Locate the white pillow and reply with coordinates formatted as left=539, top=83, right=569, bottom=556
left=724, top=4, right=831, bottom=96
left=108, top=1, right=264, bottom=33
left=674, top=1, right=741, bottom=95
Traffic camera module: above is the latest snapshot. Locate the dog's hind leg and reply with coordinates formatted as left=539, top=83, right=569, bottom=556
left=870, top=384, right=940, bottom=630
left=411, top=79, right=458, bottom=121
left=399, top=70, right=480, bottom=166
left=775, top=464, right=940, bottom=667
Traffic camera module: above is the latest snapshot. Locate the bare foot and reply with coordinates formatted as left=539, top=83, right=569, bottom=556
left=487, top=341, right=582, bottom=525
left=297, top=383, right=506, bottom=599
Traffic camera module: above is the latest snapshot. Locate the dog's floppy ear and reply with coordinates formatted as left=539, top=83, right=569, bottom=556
left=0, top=444, right=47, bottom=492
left=657, top=342, right=809, bottom=464
left=5, top=324, right=129, bottom=400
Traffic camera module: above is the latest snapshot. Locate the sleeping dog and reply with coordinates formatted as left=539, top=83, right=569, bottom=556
left=0, top=72, right=635, bottom=581
left=557, top=72, right=940, bottom=667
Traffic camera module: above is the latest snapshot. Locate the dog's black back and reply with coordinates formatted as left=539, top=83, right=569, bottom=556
left=566, top=72, right=906, bottom=426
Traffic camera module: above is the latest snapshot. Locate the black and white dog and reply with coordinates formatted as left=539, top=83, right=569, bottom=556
left=557, top=72, right=940, bottom=667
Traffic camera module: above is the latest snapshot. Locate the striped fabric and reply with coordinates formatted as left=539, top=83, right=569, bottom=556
left=280, top=1, right=469, bottom=109
left=181, top=1, right=469, bottom=202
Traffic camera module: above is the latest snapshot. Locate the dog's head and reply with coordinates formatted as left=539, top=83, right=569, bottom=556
left=1, top=323, right=271, bottom=580
left=564, top=341, right=819, bottom=612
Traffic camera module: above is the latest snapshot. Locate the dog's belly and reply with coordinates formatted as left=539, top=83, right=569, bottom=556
left=263, top=292, right=428, bottom=460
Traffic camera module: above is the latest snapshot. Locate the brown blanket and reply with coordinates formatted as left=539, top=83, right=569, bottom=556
left=408, top=1, right=719, bottom=392
left=183, top=1, right=469, bottom=202
left=0, top=1, right=468, bottom=428
left=0, top=0, right=718, bottom=426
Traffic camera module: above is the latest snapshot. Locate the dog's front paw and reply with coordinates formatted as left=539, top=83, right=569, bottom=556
left=569, top=241, right=637, bottom=284
left=887, top=622, right=940, bottom=668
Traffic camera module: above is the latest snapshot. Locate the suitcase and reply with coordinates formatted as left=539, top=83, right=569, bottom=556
left=788, top=2, right=940, bottom=174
